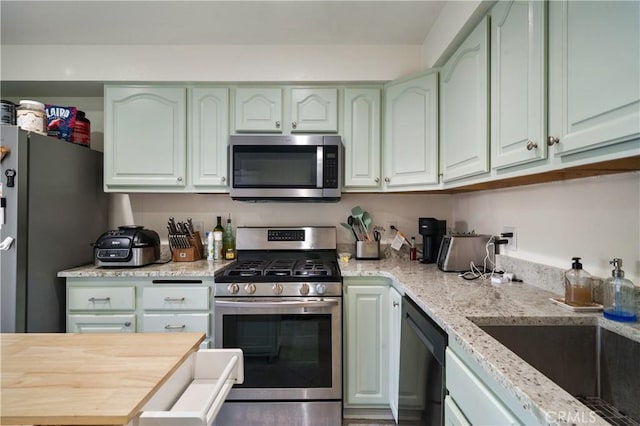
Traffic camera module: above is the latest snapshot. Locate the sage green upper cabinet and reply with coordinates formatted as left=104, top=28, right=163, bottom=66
left=104, top=86, right=187, bottom=189
left=290, top=88, right=338, bottom=133
left=440, top=17, right=490, bottom=182
left=343, top=88, right=381, bottom=188
left=189, top=88, right=229, bottom=189
left=383, top=71, right=439, bottom=189
left=491, top=1, right=547, bottom=169
left=234, top=87, right=283, bottom=132
left=548, top=1, right=640, bottom=157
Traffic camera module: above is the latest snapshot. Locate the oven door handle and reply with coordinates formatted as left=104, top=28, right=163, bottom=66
left=215, top=299, right=339, bottom=308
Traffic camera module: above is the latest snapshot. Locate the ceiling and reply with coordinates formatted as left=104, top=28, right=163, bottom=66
left=1, top=1, right=446, bottom=46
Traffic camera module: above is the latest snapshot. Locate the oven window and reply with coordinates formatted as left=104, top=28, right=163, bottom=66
left=233, top=145, right=317, bottom=188
left=222, top=314, right=332, bottom=388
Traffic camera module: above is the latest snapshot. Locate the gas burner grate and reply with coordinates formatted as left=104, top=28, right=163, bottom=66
left=293, top=260, right=334, bottom=277
left=264, top=259, right=296, bottom=276
left=576, top=396, right=640, bottom=426
left=225, top=260, right=270, bottom=276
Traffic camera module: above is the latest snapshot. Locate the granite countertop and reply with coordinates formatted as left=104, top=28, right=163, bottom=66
left=340, top=257, right=640, bottom=426
left=59, top=256, right=640, bottom=425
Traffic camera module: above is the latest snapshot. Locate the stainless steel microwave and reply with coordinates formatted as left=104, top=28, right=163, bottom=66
left=229, top=135, right=342, bottom=202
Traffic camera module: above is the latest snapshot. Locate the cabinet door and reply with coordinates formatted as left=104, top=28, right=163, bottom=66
left=104, top=86, right=187, bottom=188
left=67, top=315, right=136, bottom=333
left=290, top=88, right=338, bottom=132
left=344, top=285, right=389, bottom=406
left=444, top=396, right=471, bottom=426
left=491, top=1, right=547, bottom=169
left=189, top=88, right=229, bottom=189
left=388, top=287, right=402, bottom=422
left=343, top=88, right=381, bottom=188
left=383, top=72, right=439, bottom=189
left=234, top=88, right=283, bottom=132
left=549, top=1, right=640, bottom=156
left=440, top=17, right=490, bottom=182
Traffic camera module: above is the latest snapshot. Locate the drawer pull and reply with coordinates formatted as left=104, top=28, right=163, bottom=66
left=164, top=297, right=186, bottom=302
left=164, top=324, right=186, bottom=330
left=88, top=297, right=111, bottom=303
left=124, top=322, right=132, bottom=327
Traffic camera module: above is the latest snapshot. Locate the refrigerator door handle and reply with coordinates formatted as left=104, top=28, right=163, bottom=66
left=0, top=236, right=14, bottom=251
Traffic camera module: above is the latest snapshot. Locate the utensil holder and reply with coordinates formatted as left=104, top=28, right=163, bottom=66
left=355, top=241, right=380, bottom=260
left=172, top=247, right=200, bottom=262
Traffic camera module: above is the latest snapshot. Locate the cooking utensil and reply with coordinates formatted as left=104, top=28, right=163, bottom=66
left=341, top=222, right=360, bottom=242
left=348, top=216, right=365, bottom=241
left=362, top=211, right=372, bottom=231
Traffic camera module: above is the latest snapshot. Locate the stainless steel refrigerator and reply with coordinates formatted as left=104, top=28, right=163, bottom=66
left=0, top=126, right=108, bottom=332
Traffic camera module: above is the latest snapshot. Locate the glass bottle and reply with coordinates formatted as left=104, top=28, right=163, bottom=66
left=213, top=216, right=224, bottom=260
left=222, top=214, right=236, bottom=261
left=564, top=257, right=592, bottom=306
left=603, top=258, right=637, bottom=322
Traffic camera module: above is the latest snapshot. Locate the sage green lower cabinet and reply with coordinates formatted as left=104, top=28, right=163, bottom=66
left=344, top=279, right=390, bottom=407
left=66, top=277, right=214, bottom=348
left=388, top=287, right=402, bottom=422
left=446, top=338, right=539, bottom=425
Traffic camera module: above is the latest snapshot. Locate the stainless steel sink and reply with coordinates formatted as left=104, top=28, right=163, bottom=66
left=475, top=323, right=639, bottom=425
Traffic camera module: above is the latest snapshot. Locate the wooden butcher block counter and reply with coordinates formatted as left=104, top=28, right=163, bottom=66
left=0, top=332, right=205, bottom=426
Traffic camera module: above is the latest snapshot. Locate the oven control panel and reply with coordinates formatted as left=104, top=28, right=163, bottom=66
left=268, top=229, right=305, bottom=241
left=216, top=281, right=342, bottom=297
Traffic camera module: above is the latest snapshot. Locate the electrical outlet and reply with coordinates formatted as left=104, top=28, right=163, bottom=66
left=502, top=226, right=517, bottom=251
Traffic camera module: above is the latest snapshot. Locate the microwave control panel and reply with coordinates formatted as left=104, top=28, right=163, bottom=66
left=323, top=145, right=339, bottom=188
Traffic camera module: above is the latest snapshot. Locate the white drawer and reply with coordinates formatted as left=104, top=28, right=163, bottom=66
left=68, top=286, right=135, bottom=311
left=446, top=348, right=520, bottom=426
left=142, top=314, right=210, bottom=334
left=143, top=286, right=209, bottom=310
left=67, top=314, right=136, bottom=333
left=139, top=349, right=244, bottom=426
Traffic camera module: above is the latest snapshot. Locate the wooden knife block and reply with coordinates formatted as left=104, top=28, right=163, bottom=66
left=171, top=232, right=204, bottom=262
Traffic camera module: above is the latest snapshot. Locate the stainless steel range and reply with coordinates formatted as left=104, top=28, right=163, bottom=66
left=214, top=226, right=342, bottom=426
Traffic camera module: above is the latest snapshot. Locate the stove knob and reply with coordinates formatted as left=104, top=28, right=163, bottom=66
left=299, top=283, right=310, bottom=296
left=272, top=283, right=283, bottom=295
left=245, top=283, right=257, bottom=295
left=316, top=283, right=327, bottom=295
left=227, top=283, right=240, bottom=295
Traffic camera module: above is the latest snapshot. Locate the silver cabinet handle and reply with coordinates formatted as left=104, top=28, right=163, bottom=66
left=526, top=140, right=538, bottom=150
left=375, top=177, right=380, bottom=183
left=124, top=322, right=132, bottom=327
left=88, top=297, right=110, bottom=302
left=385, top=177, right=390, bottom=183
left=393, top=301, right=399, bottom=308
left=221, top=176, right=226, bottom=183
left=292, top=121, right=297, bottom=129
left=164, top=296, right=185, bottom=302
left=547, top=136, right=560, bottom=146
left=275, top=121, right=281, bottom=128
left=164, top=324, right=186, bottom=330
left=177, top=176, right=183, bottom=182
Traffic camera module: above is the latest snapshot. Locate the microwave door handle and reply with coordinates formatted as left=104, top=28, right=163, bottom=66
left=317, top=146, right=323, bottom=188
left=215, top=299, right=339, bottom=309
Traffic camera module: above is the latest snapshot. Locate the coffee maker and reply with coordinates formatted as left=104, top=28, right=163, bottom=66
left=419, top=217, right=446, bottom=263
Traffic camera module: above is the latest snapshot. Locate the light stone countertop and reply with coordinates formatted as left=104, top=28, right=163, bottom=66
left=58, top=256, right=640, bottom=425
left=339, top=257, right=640, bottom=426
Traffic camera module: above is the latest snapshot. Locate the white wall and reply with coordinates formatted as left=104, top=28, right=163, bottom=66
left=109, top=192, right=453, bottom=247
left=451, top=172, right=640, bottom=283
left=1, top=44, right=422, bottom=82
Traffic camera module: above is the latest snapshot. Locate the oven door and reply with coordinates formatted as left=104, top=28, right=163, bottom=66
left=214, top=297, right=342, bottom=401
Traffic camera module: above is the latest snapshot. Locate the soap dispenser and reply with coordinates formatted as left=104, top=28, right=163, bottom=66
left=565, top=257, right=592, bottom=306
left=603, top=258, right=637, bottom=322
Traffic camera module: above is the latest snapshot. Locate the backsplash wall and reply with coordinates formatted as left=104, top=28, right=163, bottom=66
left=110, top=192, right=453, bottom=247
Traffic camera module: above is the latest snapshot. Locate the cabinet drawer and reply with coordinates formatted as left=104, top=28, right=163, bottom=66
left=143, top=286, right=209, bottom=310
left=444, top=395, right=470, bottom=426
left=446, top=348, right=519, bottom=425
left=68, top=286, right=135, bottom=311
left=67, top=314, right=136, bottom=333
left=142, top=313, right=210, bottom=334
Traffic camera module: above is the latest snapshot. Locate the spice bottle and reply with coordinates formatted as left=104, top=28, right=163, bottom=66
left=72, top=110, right=91, bottom=147
left=602, top=258, right=637, bottom=322
left=564, top=257, right=592, bottom=306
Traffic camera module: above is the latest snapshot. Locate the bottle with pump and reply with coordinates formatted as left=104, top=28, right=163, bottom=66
left=222, top=214, right=236, bottom=261
left=603, top=258, right=637, bottom=322
left=213, top=216, right=224, bottom=261
left=565, top=257, right=592, bottom=306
